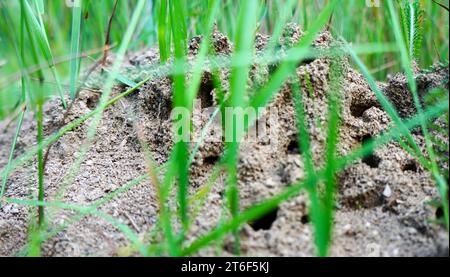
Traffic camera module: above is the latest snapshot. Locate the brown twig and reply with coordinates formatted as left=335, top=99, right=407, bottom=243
left=0, top=45, right=116, bottom=90
left=431, top=0, right=449, bottom=12
left=326, top=10, right=334, bottom=32
left=432, top=40, right=441, bottom=62
left=102, top=0, right=120, bottom=65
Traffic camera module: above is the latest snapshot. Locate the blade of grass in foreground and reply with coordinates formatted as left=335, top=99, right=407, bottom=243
left=69, top=0, right=83, bottom=100
left=223, top=0, right=259, bottom=255
left=291, top=56, right=343, bottom=257
left=317, top=58, right=343, bottom=256
left=179, top=0, right=223, bottom=249
left=158, top=0, right=171, bottom=63
left=19, top=0, right=47, bottom=227
left=290, top=78, right=322, bottom=254
left=185, top=0, right=222, bottom=167
left=168, top=0, right=189, bottom=253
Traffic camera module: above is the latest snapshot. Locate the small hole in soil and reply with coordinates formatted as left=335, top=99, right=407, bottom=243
left=269, top=64, right=278, bottom=74
left=360, top=134, right=372, bottom=143
left=350, top=100, right=374, bottom=118
left=249, top=207, right=279, bottom=231
left=86, top=95, right=100, bottom=109
left=436, top=206, right=444, bottom=219
left=204, top=155, right=219, bottom=165
left=300, top=214, right=309, bottom=224
left=298, top=58, right=315, bottom=67
left=403, top=160, right=418, bottom=172
left=198, top=75, right=214, bottom=109
left=360, top=135, right=381, bottom=168
left=287, top=138, right=301, bottom=155
left=362, top=154, right=381, bottom=168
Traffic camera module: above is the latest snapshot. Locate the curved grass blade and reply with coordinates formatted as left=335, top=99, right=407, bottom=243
left=168, top=0, right=189, bottom=252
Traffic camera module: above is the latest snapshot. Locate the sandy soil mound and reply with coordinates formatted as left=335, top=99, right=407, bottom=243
left=0, top=24, right=448, bottom=256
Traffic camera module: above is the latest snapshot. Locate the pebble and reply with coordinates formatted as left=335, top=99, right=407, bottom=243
left=265, top=178, right=277, bottom=188
left=407, top=227, right=417, bottom=235
left=392, top=248, right=399, bottom=256
left=343, top=224, right=354, bottom=236
left=10, top=207, right=19, bottom=215
left=382, top=185, right=392, bottom=198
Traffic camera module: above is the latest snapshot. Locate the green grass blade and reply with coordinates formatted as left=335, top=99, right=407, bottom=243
left=224, top=0, right=259, bottom=255
left=317, top=58, right=343, bottom=257
left=69, top=1, right=83, bottom=99
left=158, top=0, right=171, bottom=63
left=168, top=0, right=189, bottom=250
